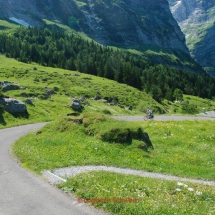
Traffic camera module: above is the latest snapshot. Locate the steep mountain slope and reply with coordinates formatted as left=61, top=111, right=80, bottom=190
left=168, top=0, right=215, bottom=75
left=0, top=0, right=202, bottom=72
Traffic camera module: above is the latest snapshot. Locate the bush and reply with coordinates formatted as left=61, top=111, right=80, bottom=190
left=181, top=102, right=198, bottom=114
left=136, top=101, right=149, bottom=113
left=102, top=109, right=111, bottom=115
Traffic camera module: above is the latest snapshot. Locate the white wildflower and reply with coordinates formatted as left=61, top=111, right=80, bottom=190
left=138, top=193, right=144, bottom=197
left=196, top=191, right=202, bottom=195
left=177, top=182, right=184, bottom=186
left=176, top=188, right=181, bottom=192
left=188, top=187, right=194, bottom=191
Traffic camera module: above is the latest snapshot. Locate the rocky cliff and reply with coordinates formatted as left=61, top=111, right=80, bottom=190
left=168, top=0, right=215, bottom=75
left=0, top=0, right=201, bottom=72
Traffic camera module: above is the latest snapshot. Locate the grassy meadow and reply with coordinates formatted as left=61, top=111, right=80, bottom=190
left=0, top=19, right=19, bottom=31
left=13, top=116, right=215, bottom=180
left=1, top=55, right=215, bottom=214
left=1, top=55, right=215, bottom=129
left=13, top=114, right=215, bottom=214
left=0, top=55, right=162, bottom=128
left=57, top=171, right=215, bottom=215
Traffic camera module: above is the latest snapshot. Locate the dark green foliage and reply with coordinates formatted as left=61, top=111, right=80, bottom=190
left=102, top=109, right=112, bottom=115
left=141, top=64, right=215, bottom=100
left=0, top=27, right=215, bottom=100
left=83, top=113, right=153, bottom=148
left=173, top=88, right=183, bottom=101
left=99, top=127, right=133, bottom=144
left=93, top=125, right=153, bottom=148
left=0, top=87, right=4, bottom=97
left=181, top=102, right=198, bottom=115
left=0, top=27, right=146, bottom=90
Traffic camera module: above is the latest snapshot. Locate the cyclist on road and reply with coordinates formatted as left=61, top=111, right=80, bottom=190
left=146, top=109, right=153, bottom=118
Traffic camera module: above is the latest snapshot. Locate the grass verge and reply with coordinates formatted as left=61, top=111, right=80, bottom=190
left=57, top=171, right=215, bottom=215
left=13, top=114, right=215, bottom=180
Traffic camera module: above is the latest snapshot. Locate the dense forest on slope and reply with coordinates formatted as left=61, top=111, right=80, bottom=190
left=0, top=27, right=215, bottom=101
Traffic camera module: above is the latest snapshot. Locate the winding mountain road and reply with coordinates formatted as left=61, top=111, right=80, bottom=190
left=0, top=123, right=107, bottom=215
left=1, top=115, right=215, bottom=214
left=112, top=113, right=215, bottom=121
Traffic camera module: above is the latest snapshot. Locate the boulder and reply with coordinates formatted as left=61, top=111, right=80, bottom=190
left=53, top=86, right=59, bottom=91
left=24, top=98, right=35, bottom=106
left=42, top=88, right=56, bottom=99
left=0, top=97, right=27, bottom=113
left=69, top=98, right=82, bottom=111
left=91, top=95, right=101, bottom=100
left=45, top=88, right=56, bottom=96
left=0, top=81, right=22, bottom=92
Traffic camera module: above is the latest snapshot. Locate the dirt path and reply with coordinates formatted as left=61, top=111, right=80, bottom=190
left=42, top=165, right=215, bottom=186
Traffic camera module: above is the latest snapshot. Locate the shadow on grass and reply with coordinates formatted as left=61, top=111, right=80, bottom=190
left=9, top=111, right=29, bottom=119
left=0, top=107, right=6, bottom=125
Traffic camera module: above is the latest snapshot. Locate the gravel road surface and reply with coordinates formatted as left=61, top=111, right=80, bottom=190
left=43, top=165, right=215, bottom=187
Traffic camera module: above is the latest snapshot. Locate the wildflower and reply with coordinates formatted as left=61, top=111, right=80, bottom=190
left=176, top=188, right=181, bottom=192
left=188, top=187, right=194, bottom=191
left=196, top=191, right=202, bottom=195
left=138, top=193, right=144, bottom=197
left=177, top=182, right=184, bottom=186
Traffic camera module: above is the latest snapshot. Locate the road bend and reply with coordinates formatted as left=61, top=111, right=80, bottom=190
left=0, top=123, right=107, bottom=215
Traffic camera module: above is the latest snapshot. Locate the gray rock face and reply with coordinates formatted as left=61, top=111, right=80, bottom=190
left=1, top=0, right=208, bottom=72
left=168, top=0, right=215, bottom=73
left=69, top=98, right=82, bottom=111
left=0, top=81, right=22, bottom=92
left=0, top=97, right=27, bottom=113
left=77, top=0, right=189, bottom=54
left=0, top=0, right=189, bottom=56
left=1, top=84, right=20, bottom=92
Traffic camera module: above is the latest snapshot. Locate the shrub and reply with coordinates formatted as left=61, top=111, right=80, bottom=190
left=102, top=109, right=111, bottom=115
left=182, top=102, right=198, bottom=114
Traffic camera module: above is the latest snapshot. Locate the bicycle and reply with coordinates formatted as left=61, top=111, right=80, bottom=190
left=143, top=115, right=154, bottom=121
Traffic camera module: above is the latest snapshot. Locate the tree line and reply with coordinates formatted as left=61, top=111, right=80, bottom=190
left=0, top=27, right=215, bottom=102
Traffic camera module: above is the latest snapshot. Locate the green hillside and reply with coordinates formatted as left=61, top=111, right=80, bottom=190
left=0, top=19, right=19, bottom=31
left=0, top=55, right=163, bottom=128
left=1, top=27, right=215, bottom=102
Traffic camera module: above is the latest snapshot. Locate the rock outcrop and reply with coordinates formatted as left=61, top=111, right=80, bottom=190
left=0, top=0, right=199, bottom=71
left=0, top=97, right=27, bottom=113
left=69, top=98, right=82, bottom=111
left=0, top=80, right=23, bottom=92
left=168, top=0, right=215, bottom=75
